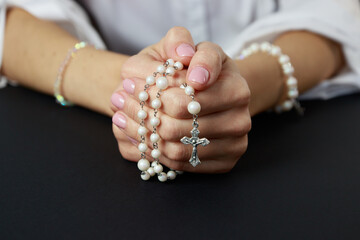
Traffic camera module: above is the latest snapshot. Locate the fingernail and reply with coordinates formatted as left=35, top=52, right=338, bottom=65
left=111, top=92, right=125, bottom=109
left=112, top=113, right=126, bottom=129
left=176, top=43, right=195, bottom=57
left=123, top=79, right=135, bottom=94
left=126, top=136, right=138, bottom=146
left=188, top=66, right=209, bottom=84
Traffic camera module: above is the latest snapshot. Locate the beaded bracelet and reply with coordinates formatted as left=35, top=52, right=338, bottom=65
left=136, top=59, right=210, bottom=182
left=54, top=41, right=90, bottom=106
left=239, top=42, right=304, bottom=115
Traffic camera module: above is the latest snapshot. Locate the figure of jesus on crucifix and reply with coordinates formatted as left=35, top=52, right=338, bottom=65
left=181, top=127, right=210, bottom=167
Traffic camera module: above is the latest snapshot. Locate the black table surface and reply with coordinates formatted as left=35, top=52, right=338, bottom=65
left=1, top=85, right=360, bottom=240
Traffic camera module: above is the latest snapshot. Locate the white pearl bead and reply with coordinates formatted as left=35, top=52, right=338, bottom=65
left=158, top=172, right=167, bottom=182
left=151, top=149, right=161, bottom=159
left=184, top=86, right=194, bottom=96
left=151, top=99, right=162, bottom=109
left=146, top=75, right=155, bottom=85
left=150, top=117, right=160, bottom=127
left=166, top=59, right=175, bottom=67
left=167, top=170, right=176, bottom=180
left=138, top=143, right=148, bottom=152
left=137, top=109, right=147, bottom=119
left=147, top=167, right=156, bottom=176
left=137, top=158, right=150, bottom=171
left=260, top=42, right=271, bottom=52
left=282, top=100, right=293, bottom=111
left=156, top=77, right=168, bottom=90
left=137, top=126, right=147, bottom=136
left=250, top=43, right=259, bottom=52
left=154, top=163, right=163, bottom=173
left=241, top=48, right=252, bottom=57
left=157, top=65, right=166, bottom=73
left=286, top=76, right=298, bottom=88
left=270, top=46, right=281, bottom=56
left=279, top=54, right=290, bottom=64
left=138, top=91, right=149, bottom=101
left=166, top=67, right=175, bottom=76
left=174, top=61, right=183, bottom=70
left=151, top=161, right=158, bottom=167
left=288, top=89, right=299, bottom=98
left=283, top=63, right=294, bottom=75
left=150, top=133, right=160, bottom=143
left=187, top=101, right=201, bottom=115
left=141, top=171, right=151, bottom=181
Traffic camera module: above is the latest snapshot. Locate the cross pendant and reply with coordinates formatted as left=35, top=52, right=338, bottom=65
left=180, top=127, right=210, bottom=167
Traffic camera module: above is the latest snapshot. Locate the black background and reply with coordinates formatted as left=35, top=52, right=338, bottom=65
left=1, top=86, right=360, bottom=240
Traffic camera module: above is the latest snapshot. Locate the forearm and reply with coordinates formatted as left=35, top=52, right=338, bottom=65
left=237, top=31, right=344, bottom=116
left=2, top=8, right=128, bottom=116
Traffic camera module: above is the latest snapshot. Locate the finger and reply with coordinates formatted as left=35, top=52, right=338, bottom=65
left=121, top=26, right=195, bottom=83
left=186, top=41, right=227, bottom=91
left=163, top=135, right=248, bottom=174
left=114, top=90, right=251, bottom=141
left=112, top=124, right=139, bottom=162
left=117, top=75, right=249, bottom=120
left=161, top=135, right=248, bottom=163
left=112, top=117, right=157, bottom=162
left=120, top=57, right=187, bottom=93
left=156, top=26, right=195, bottom=66
left=113, top=112, right=248, bottom=173
left=114, top=109, right=247, bottom=161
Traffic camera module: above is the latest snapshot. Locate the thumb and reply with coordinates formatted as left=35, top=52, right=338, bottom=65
left=186, top=42, right=227, bottom=91
left=157, top=26, right=195, bottom=66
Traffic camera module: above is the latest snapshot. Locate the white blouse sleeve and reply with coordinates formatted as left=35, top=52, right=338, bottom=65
left=0, top=0, right=106, bottom=89
left=225, top=0, right=360, bottom=100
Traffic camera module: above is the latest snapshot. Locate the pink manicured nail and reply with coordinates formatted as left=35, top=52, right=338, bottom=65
left=188, top=66, right=209, bottom=84
left=176, top=43, right=195, bottom=57
left=112, top=113, right=126, bottom=129
left=111, top=92, right=125, bottom=109
left=123, top=78, right=135, bottom=94
left=127, top=136, right=138, bottom=145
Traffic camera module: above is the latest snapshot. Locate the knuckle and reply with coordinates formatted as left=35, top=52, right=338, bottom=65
left=243, top=117, right=252, bottom=134
left=167, top=26, right=191, bottom=38
left=166, top=143, right=189, bottom=162
left=118, top=143, right=134, bottom=161
left=234, top=136, right=248, bottom=157
left=174, top=95, right=189, bottom=118
left=120, top=55, right=137, bottom=79
left=207, top=49, right=222, bottom=65
left=164, top=93, right=189, bottom=118
left=166, top=160, right=186, bottom=171
left=159, top=118, right=182, bottom=141
left=124, top=97, right=139, bottom=121
left=232, top=112, right=251, bottom=136
left=197, top=41, right=223, bottom=58
left=234, top=78, right=251, bottom=106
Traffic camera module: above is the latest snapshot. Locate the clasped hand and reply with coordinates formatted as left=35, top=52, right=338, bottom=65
left=111, top=27, right=251, bottom=173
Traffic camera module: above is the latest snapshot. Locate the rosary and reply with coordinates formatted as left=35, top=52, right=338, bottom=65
left=136, top=59, right=210, bottom=182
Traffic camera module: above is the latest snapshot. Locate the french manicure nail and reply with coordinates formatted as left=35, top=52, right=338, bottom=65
left=112, top=113, right=126, bottom=129
left=176, top=43, right=195, bottom=57
left=123, top=78, right=135, bottom=94
left=188, top=66, right=209, bottom=84
left=127, top=136, right=138, bottom=145
left=111, top=92, right=125, bottom=109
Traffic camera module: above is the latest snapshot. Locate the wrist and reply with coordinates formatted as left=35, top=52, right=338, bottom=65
left=236, top=53, right=284, bottom=116
left=64, top=47, right=129, bottom=116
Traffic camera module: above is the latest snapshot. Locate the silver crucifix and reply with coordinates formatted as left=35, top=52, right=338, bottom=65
left=181, top=127, right=210, bottom=167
